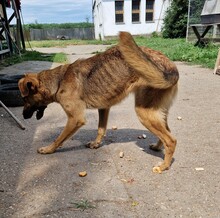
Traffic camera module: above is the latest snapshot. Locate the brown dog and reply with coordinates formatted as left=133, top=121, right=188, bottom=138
left=18, top=32, right=179, bottom=173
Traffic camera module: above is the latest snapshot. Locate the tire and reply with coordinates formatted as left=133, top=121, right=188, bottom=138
left=0, top=83, right=24, bottom=107
left=0, top=74, right=24, bottom=85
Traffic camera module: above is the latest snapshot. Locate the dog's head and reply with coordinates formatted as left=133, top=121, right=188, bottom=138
left=18, top=74, right=49, bottom=120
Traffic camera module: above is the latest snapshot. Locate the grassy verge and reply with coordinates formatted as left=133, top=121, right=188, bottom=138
left=26, top=39, right=116, bottom=48
left=134, top=36, right=219, bottom=69
left=0, top=50, right=67, bottom=69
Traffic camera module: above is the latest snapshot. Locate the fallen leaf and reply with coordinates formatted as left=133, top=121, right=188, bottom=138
left=132, top=201, right=139, bottom=206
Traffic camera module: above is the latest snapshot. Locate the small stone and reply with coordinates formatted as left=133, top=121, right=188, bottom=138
left=138, top=135, right=142, bottom=139
left=195, top=167, right=204, bottom=171
left=119, top=151, right=124, bottom=158
left=177, top=116, right=182, bottom=120
left=79, top=171, right=87, bottom=177
left=142, top=134, right=147, bottom=139
left=112, top=126, right=118, bottom=130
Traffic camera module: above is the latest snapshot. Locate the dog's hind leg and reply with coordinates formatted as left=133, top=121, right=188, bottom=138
left=149, top=118, right=170, bottom=151
left=135, top=107, right=176, bottom=173
left=87, top=108, right=110, bottom=149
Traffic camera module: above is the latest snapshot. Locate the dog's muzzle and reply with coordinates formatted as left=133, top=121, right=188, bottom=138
left=23, top=106, right=47, bottom=120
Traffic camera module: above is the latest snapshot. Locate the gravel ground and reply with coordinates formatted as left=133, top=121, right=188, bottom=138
left=0, top=45, right=219, bottom=218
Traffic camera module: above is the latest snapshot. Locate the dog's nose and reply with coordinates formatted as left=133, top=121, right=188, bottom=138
left=23, top=109, right=34, bottom=119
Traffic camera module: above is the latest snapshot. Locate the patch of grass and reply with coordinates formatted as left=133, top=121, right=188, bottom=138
left=26, top=39, right=116, bottom=48
left=134, top=36, right=219, bottom=69
left=71, top=200, right=95, bottom=211
left=26, top=36, right=218, bottom=69
left=0, top=50, right=67, bottom=69
left=1, top=37, right=216, bottom=70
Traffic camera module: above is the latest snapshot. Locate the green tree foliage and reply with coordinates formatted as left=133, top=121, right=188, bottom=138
left=162, top=0, right=188, bottom=38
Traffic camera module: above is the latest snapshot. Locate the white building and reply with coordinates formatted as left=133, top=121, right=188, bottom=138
left=92, top=0, right=171, bottom=40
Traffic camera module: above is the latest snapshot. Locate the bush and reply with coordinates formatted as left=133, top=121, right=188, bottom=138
left=162, top=0, right=188, bottom=38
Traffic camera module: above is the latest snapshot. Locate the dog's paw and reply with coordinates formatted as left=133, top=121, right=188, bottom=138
left=37, top=146, right=55, bottom=154
left=152, top=166, right=162, bottom=174
left=86, top=141, right=100, bottom=149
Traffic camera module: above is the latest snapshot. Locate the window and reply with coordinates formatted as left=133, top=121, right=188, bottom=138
left=132, top=0, right=140, bottom=22
left=115, top=0, right=124, bottom=23
left=146, top=0, right=155, bottom=22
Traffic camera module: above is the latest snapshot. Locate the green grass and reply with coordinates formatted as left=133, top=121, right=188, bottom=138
left=27, top=36, right=219, bottom=69
left=134, top=36, right=219, bottom=69
left=2, top=36, right=218, bottom=69
left=0, top=50, right=67, bottom=69
left=71, top=200, right=95, bottom=211
left=26, top=39, right=116, bottom=48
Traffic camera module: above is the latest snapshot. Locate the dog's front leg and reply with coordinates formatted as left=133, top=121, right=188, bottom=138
left=87, top=108, right=110, bottom=149
left=38, top=115, right=85, bottom=154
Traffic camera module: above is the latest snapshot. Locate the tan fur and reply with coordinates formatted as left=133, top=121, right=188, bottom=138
left=18, top=32, right=179, bottom=173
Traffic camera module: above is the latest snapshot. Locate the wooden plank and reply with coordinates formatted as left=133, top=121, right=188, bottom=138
left=214, top=48, right=220, bottom=75
left=0, top=48, right=10, bottom=55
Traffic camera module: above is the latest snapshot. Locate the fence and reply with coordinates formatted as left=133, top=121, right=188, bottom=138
left=187, top=0, right=220, bottom=42
left=29, top=27, right=95, bottom=41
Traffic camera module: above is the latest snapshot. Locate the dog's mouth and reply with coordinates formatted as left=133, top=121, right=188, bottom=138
left=23, top=106, right=47, bottom=120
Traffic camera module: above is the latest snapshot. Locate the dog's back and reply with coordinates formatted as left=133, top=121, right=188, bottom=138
left=67, top=32, right=179, bottom=110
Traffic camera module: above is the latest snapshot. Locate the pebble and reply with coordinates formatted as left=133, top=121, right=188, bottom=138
left=138, top=134, right=147, bottom=139
left=119, top=151, right=124, bottom=158
left=195, top=167, right=204, bottom=171
left=112, top=126, right=118, bottom=130
left=79, top=171, right=87, bottom=177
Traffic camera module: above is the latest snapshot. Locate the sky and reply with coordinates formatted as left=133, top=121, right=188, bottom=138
left=12, top=0, right=93, bottom=24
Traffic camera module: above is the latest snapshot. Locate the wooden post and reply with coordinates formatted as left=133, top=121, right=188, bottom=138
left=214, top=48, right=220, bottom=75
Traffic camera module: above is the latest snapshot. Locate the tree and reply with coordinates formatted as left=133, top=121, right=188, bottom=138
left=162, top=0, right=188, bottom=38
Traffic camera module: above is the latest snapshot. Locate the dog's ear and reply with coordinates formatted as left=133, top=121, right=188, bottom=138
left=18, top=75, right=39, bottom=97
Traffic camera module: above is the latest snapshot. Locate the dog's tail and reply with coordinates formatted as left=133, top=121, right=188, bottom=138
left=118, top=32, right=179, bottom=89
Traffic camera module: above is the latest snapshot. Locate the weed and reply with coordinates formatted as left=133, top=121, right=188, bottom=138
left=71, top=199, right=95, bottom=211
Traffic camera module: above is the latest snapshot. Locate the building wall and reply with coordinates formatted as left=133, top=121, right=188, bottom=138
left=93, top=0, right=171, bottom=40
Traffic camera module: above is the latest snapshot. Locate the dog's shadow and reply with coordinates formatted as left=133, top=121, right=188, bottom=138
left=42, top=128, right=166, bottom=160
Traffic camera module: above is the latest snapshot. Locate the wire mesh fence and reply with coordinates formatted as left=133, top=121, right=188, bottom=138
left=187, top=0, right=220, bottom=42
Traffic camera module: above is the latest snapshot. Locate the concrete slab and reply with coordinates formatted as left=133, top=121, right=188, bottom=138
left=0, top=46, right=219, bottom=217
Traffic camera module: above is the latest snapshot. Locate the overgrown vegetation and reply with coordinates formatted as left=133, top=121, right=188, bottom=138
left=24, top=22, right=94, bottom=30
left=162, top=0, right=188, bottom=38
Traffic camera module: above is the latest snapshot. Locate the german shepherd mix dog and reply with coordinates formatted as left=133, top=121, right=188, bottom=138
left=18, top=32, right=179, bottom=173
